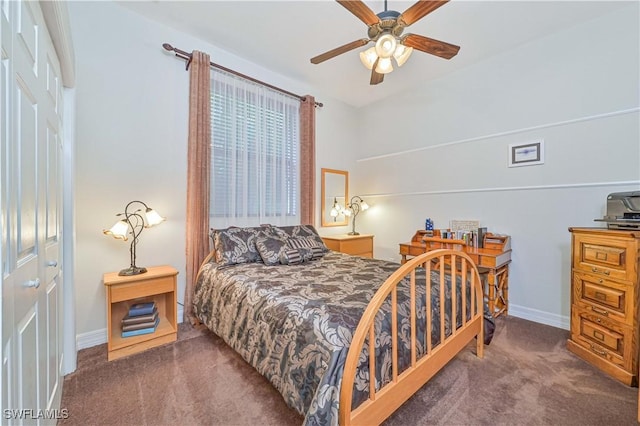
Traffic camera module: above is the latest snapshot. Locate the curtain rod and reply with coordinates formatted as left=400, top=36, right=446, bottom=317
left=163, top=43, right=323, bottom=108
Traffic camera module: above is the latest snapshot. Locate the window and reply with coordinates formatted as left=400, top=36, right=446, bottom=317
left=210, top=70, right=300, bottom=228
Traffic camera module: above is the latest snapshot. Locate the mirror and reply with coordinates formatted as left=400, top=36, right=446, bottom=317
left=321, top=168, right=349, bottom=227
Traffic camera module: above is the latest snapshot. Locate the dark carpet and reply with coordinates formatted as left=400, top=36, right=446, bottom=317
left=59, top=316, right=637, bottom=425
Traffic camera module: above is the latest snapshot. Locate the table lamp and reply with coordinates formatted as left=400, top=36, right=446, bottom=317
left=103, top=200, right=165, bottom=276
left=345, top=195, right=369, bottom=235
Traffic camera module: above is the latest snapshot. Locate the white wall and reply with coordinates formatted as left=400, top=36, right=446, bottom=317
left=69, top=1, right=639, bottom=346
left=68, top=1, right=359, bottom=345
left=352, top=5, right=640, bottom=329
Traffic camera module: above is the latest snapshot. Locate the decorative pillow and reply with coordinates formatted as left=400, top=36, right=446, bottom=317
left=279, top=247, right=314, bottom=265
left=286, top=236, right=326, bottom=260
left=213, top=227, right=262, bottom=266
left=255, top=234, right=289, bottom=266
left=274, top=224, right=329, bottom=253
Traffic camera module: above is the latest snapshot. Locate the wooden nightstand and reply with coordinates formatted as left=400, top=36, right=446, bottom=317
left=103, top=265, right=178, bottom=361
left=322, top=234, right=374, bottom=258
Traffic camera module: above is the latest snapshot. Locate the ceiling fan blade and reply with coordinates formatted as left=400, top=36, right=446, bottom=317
left=311, top=39, right=370, bottom=64
left=399, top=0, right=449, bottom=26
left=336, top=0, right=380, bottom=26
left=370, top=59, right=384, bottom=85
left=403, top=33, right=460, bottom=59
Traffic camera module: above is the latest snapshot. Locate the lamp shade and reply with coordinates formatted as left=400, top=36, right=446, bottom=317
left=104, top=220, right=129, bottom=240
left=375, top=33, right=397, bottom=59
left=375, top=57, right=393, bottom=74
left=144, top=208, right=165, bottom=226
left=360, top=201, right=370, bottom=211
left=393, top=44, right=413, bottom=67
left=359, top=46, right=378, bottom=70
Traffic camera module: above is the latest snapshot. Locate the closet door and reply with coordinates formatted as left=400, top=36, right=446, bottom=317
left=1, top=0, right=15, bottom=416
left=1, top=0, right=63, bottom=422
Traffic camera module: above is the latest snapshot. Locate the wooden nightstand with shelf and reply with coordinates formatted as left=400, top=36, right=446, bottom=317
left=103, top=265, right=178, bottom=361
left=322, top=234, right=374, bottom=258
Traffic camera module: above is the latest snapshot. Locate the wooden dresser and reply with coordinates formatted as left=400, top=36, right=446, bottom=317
left=322, top=234, right=374, bottom=258
left=567, top=227, right=640, bottom=386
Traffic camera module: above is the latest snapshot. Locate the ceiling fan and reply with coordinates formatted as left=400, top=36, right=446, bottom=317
left=310, top=0, right=460, bottom=85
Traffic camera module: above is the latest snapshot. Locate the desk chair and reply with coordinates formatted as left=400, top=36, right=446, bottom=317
left=421, top=237, right=507, bottom=316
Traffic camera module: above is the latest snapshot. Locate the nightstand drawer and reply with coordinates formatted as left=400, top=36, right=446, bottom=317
left=322, top=234, right=374, bottom=258
left=573, top=234, right=635, bottom=281
left=110, top=275, right=175, bottom=303
left=573, top=272, right=633, bottom=324
left=339, top=238, right=372, bottom=255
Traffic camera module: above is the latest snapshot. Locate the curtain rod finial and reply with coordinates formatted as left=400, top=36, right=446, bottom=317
left=162, top=43, right=174, bottom=51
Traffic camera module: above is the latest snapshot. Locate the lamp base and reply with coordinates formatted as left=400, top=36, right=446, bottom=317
left=118, top=266, right=148, bottom=276
left=347, top=231, right=360, bottom=236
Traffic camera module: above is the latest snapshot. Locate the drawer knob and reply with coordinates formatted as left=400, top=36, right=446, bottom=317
left=598, top=279, right=603, bottom=284
left=46, top=260, right=58, bottom=267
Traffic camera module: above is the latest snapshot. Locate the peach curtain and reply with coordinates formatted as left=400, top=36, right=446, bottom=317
left=184, top=51, right=211, bottom=324
left=300, top=95, right=316, bottom=225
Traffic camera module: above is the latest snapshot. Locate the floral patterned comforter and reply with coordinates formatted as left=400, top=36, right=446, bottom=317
left=193, top=251, right=492, bottom=426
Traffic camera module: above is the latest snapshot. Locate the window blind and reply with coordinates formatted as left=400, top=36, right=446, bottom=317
left=210, top=69, right=300, bottom=228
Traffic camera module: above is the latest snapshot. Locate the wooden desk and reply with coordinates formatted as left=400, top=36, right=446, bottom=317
left=399, top=231, right=512, bottom=317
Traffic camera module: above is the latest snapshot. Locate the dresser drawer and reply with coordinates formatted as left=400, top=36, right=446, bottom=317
left=573, top=272, right=634, bottom=325
left=572, top=234, right=636, bottom=281
left=570, top=305, right=632, bottom=370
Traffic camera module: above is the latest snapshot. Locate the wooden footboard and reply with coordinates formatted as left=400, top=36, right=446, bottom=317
left=339, top=249, right=485, bottom=426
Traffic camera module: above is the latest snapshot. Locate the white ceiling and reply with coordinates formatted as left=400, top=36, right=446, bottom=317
left=117, top=1, right=633, bottom=108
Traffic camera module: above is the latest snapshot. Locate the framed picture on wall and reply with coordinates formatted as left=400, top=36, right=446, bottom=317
left=508, top=139, right=544, bottom=167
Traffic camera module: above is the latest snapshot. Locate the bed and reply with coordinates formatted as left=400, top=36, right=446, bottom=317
left=193, top=225, right=493, bottom=426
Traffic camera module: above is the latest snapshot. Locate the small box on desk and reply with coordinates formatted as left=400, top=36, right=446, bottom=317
left=483, top=233, right=511, bottom=251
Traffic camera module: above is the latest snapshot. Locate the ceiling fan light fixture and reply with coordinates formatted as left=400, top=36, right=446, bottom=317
left=393, top=44, right=413, bottom=67
left=375, top=57, right=393, bottom=74
left=374, top=33, right=397, bottom=59
left=310, top=0, right=459, bottom=86
left=359, top=46, right=378, bottom=70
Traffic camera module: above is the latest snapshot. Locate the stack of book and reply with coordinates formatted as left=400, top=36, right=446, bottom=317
left=121, top=301, right=159, bottom=338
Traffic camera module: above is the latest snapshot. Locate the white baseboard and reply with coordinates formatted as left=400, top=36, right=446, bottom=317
left=76, top=305, right=185, bottom=350
left=76, top=328, right=107, bottom=350
left=508, top=303, right=570, bottom=330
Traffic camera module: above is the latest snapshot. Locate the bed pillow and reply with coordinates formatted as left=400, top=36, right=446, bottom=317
left=255, top=234, right=289, bottom=266
left=274, top=224, right=329, bottom=253
left=212, top=227, right=263, bottom=266
left=279, top=247, right=314, bottom=265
